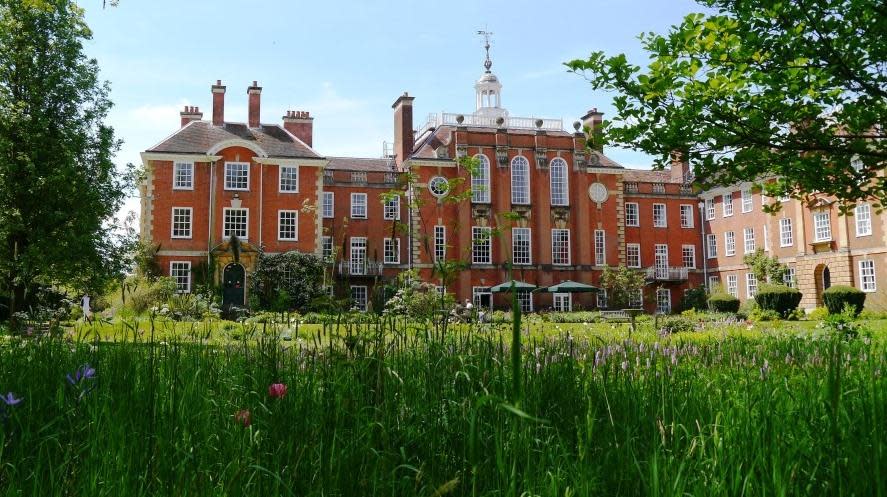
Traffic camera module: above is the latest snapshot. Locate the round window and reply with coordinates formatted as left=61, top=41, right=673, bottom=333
left=428, top=176, right=450, bottom=197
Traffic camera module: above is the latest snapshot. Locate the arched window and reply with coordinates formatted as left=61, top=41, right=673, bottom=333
left=550, top=158, right=569, bottom=206
left=471, top=154, right=491, bottom=203
left=510, top=156, right=530, bottom=204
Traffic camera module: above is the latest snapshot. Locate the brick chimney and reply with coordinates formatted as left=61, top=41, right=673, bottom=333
left=283, top=110, right=313, bottom=147
left=581, top=108, right=604, bottom=151
left=248, top=80, right=262, bottom=128
left=180, top=105, right=202, bottom=127
left=212, top=80, right=226, bottom=126
left=670, top=150, right=691, bottom=183
left=392, top=92, right=415, bottom=166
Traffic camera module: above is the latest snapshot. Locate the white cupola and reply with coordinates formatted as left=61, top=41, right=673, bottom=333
left=474, top=32, right=508, bottom=119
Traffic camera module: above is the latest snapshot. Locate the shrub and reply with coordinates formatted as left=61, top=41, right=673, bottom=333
left=822, top=285, right=866, bottom=316
left=659, top=316, right=696, bottom=334
left=251, top=251, right=325, bottom=312
left=737, top=299, right=758, bottom=320
left=708, top=293, right=740, bottom=313
left=749, top=308, right=781, bottom=322
left=754, top=284, right=802, bottom=317
left=542, top=311, right=600, bottom=323
left=680, top=287, right=708, bottom=312
left=808, top=307, right=829, bottom=320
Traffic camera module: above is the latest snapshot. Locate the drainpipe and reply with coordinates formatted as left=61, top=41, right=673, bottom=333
left=698, top=200, right=708, bottom=291
left=208, top=160, right=217, bottom=270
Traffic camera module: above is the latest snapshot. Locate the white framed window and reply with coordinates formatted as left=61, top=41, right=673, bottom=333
left=350, top=237, right=367, bottom=275
left=859, top=259, right=876, bottom=292
left=171, top=207, right=192, bottom=239
left=726, top=275, right=738, bottom=297
left=746, top=273, right=758, bottom=298
left=653, top=204, right=667, bottom=227
left=656, top=288, right=671, bottom=314
left=472, top=286, right=492, bottom=309
left=741, top=188, right=752, bottom=213
left=322, top=192, right=334, bottom=219
left=472, top=226, right=492, bottom=265
left=384, top=238, right=400, bottom=264
left=351, top=171, right=367, bottom=183
left=625, top=202, right=639, bottom=227
left=780, top=218, right=793, bottom=247
left=224, top=162, right=249, bottom=191
left=434, top=225, right=446, bottom=262
left=628, top=288, right=643, bottom=308
left=654, top=244, right=669, bottom=276
left=471, top=154, right=491, bottom=203
left=277, top=210, right=299, bottom=241
left=652, top=183, right=665, bottom=194
left=682, top=245, right=696, bottom=269
left=551, top=229, right=571, bottom=265
left=321, top=236, right=333, bottom=260
left=170, top=261, right=191, bottom=294
left=783, top=267, right=796, bottom=288
left=763, top=225, right=770, bottom=252
left=625, top=182, right=638, bottom=193
left=597, top=289, right=608, bottom=309
left=855, top=203, right=872, bottom=237
left=510, top=156, right=530, bottom=205
left=708, top=276, right=720, bottom=289
left=350, top=286, right=368, bottom=311
left=705, top=198, right=715, bottom=220
left=173, top=162, right=194, bottom=190
left=627, top=243, right=641, bottom=268
left=722, top=193, right=733, bottom=217
left=429, top=176, right=450, bottom=198
left=223, top=208, right=248, bottom=240
left=594, top=230, right=606, bottom=266
left=743, top=227, right=756, bottom=254
left=680, top=204, right=694, bottom=228
left=550, top=158, right=569, bottom=206
left=814, top=211, right=832, bottom=242
left=725, top=231, right=736, bottom=256
left=517, top=292, right=533, bottom=313
left=512, top=227, right=532, bottom=265
left=706, top=234, right=718, bottom=258
left=553, top=293, right=572, bottom=312
left=350, top=193, right=367, bottom=219
left=279, top=165, right=299, bottom=192
left=383, top=195, right=400, bottom=220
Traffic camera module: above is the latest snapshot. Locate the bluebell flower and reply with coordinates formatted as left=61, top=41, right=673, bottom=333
left=66, top=364, right=96, bottom=386
left=1, top=392, right=22, bottom=406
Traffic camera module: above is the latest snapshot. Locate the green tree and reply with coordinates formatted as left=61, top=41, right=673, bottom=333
left=743, top=249, right=788, bottom=283
left=0, top=0, right=133, bottom=317
left=567, top=0, right=886, bottom=209
left=250, top=251, right=325, bottom=312
left=599, top=265, right=647, bottom=309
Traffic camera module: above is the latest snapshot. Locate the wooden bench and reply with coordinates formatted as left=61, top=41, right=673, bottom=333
left=599, top=310, right=630, bottom=322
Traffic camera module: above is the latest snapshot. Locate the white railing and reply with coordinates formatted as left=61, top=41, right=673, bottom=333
left=416, top=112, right=563, bottom=137
left=645, top=266, right=689, bottom=281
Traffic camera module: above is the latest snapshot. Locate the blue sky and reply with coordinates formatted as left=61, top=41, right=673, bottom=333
left=80, top=0, right=703, bottom=217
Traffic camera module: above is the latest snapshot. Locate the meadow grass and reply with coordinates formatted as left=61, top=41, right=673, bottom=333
left=1, top=317, right=885, bottom=496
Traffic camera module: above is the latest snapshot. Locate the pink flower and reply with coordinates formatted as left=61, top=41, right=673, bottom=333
left=234, top=409, right=251, bottom=427
left=268, top=383, right=288, bottom=399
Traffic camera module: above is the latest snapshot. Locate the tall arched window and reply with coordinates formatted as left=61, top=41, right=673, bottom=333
left=511, top=156, right=530, bottom=204
left=550, top=158, right=569, bottom=206
left=471, top=154, right=491, bottom=203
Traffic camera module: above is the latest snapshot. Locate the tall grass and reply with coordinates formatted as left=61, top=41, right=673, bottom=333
left=0, top=317, right=885, bottom=496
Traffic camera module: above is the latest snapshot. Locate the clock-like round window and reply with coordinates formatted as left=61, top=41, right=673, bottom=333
left=429, top=176, right=450, bottom=197
left=588, top=182, right=609, bottom=203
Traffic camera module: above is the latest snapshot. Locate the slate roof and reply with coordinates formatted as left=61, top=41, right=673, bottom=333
left=326, top=157, right=394, bottom=172
left=147, top=121, right=320, bottom=159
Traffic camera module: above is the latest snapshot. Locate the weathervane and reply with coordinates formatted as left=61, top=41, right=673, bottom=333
left=477, top=29, right=493, bottom=73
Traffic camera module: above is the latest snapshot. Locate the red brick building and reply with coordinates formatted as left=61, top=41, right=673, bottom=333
left=140, top=61, right=712, bottom=313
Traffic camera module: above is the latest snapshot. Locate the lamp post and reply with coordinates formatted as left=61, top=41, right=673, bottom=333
left=698, top=200, right=708, bottom=291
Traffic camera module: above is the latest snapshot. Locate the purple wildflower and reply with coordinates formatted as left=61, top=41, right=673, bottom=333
left=66, top=364, right=96, bottom=386
left=1, top=392, right=22, bottom=406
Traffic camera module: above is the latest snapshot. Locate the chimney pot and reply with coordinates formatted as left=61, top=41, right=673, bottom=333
left=283, top=109, right=314, bottom=147
left=212, top=80, right=226, bottom=126
left=180, top=104, right=203, bottom=127
left=247, top=81, right=262, bottom=128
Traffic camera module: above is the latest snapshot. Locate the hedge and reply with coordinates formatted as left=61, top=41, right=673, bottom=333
left=755, top=283, right=802, bottom=317
left=822, top=285, right=866, bottom=316
left=708, top=293, right=740, bottom=313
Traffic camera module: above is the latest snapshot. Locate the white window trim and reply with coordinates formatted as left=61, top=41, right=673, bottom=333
left=472, top=226, right=492, bottom=265
left=277, top=210, right=299, bottom=241
left=725, top=231, right=736, bottom=257
left=553, top=293, right=572, bottom=312
left=855, top=203, right=872, bottom=237
left=653, top=203, right=667, bottom=228
left=223, top=162, right=250, bottom=191
left=471, top=154, right=492, bottom=204
left=743, top=227, right=756, bottom=254
left=746, top=273, right=758, bottom=298
left=169, top=261, right=191, bottom=294
left=680, top=204, right=694, bottom=228
left=813, top=211, right=832, bottom=242
left=706, top=234, right=718, bottom=259
left=741, top=188, right=753, bottom=213
left=594, top=229, right=606, bottom=266
left=384, top=238, right=400, bottom=264
left=322, top=192, right=335, bottom=219
left=383, top=195, right=400, bottom=220
left=350, top=285, right=368, bottom=312
left=625, top=202, right=640, bottom=227
left=859, top=259, right=876, bottom=292
left=278, top=165, right=299, bottom=193
left=779, top=218, right=793, bottom=247
left=682, top=244, right=696, bottom=269
left=512, top=227, right=532, bottom=265
left=350, top=193, right=368, bottom=219
left=434, top=225, right=446, bottom=262
left=173, top=162, right=194, bottom=191
left=549, top=158, right=570, bottom=207
left=656, top=288, right=671, bottom=314
left=222, top=207, right=249, bottom=240
left=705, top=198, right=715, bottom=220
left=626, top=243, right=641, bottom=268
left=551, top=228, right=571, bottom=266
left=726, top=274, right=739, bottom=297
left=722, top=193, right=733, bottom=217
left=510, top=155, right=531, bottom=205
left=170, top=207, right=193, bottom=239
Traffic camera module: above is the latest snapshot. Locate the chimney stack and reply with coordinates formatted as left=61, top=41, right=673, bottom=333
left=580, top=108, right=604, bottom=151
left=670, top=150, right=691, bottom=184
left=180, top=105, right=203, bottom=127
left=392, top=92, right=415, bottom=166
left=283, top=110, right=314, bottom=147
left=212, top=80, right=226, bottom=126
left=248, top=80, right=262, bottom=128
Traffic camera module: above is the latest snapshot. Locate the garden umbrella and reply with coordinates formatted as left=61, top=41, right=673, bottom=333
left=535, top=280, right=600, bottom=293
left=489, top=280, right=537, bottom=293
